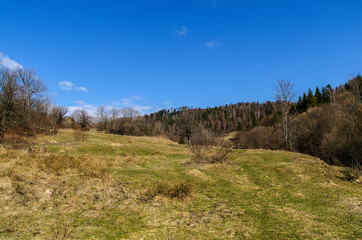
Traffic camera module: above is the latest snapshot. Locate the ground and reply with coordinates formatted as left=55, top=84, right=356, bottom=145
left=0, top=129, right=361, bottom=239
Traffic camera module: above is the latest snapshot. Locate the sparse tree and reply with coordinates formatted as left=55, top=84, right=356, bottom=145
left=96, top=106, right=109, bottom=131
left=16, top=68, right=47, bottom=126
left=121, top=107, right=140, bottom=119
left=175, top=112, right=194, bottom=146
left=275, top=78, right=295, bottom=149
left=72, top=109, right=91, bottom=130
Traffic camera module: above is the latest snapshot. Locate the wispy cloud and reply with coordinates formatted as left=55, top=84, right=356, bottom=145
left=175, top=26, right=188, bottom=36
left=0, top=52, right=23, bottom=70
left=67, top=102, right=98, bottom=116
left=112, top=95, right=153, bottom=114
left=211, top=0, right=217, bottom=7
left=206, top=40, right=221, bottom=48
left=58, top=81, right=88, bottom=92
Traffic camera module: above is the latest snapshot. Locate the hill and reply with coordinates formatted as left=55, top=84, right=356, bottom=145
left=0, top=130, right=361, bottom=239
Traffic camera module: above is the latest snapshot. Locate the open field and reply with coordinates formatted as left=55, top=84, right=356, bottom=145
left=0, top=129, right=361, bottom=239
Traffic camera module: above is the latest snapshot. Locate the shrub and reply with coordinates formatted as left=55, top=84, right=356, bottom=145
left=190, top=139, right=232, bottom=164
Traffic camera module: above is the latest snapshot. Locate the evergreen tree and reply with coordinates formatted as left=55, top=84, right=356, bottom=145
left=306, top=89, right=317, bottom=108
left=302, top=93, right=308, bottom=111
left=322, top=84, right=333, bottom=103
left=315, top=87, right=323, bottom=104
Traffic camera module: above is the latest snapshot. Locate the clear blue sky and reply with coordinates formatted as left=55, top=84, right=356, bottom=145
left=1, top=0, right=361, bottom=114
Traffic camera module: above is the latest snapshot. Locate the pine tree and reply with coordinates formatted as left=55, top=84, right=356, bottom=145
left=302, top=93, right=308, bottom=111
left=315, top=87, right=323, bottom=104
left=306, top=89, right=317, bottom=108
left=322, top=84, right=333, bottom=103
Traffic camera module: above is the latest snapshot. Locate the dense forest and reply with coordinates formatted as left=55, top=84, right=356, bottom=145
left=1, top=66, right=361, bottom=169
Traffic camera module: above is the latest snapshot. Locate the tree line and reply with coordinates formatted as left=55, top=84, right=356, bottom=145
left=0, top=67, right=68, bottom=145
left=93, top=75, right=361, bottom=169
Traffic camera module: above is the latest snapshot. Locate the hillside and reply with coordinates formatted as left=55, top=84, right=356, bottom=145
left=0, top=130, right=361, bottom=239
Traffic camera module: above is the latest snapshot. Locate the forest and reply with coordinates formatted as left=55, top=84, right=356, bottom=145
left=1, top=66, right=361, bottom=169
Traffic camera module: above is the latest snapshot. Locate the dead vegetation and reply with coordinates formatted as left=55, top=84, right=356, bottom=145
left=73, top=129, right=89, bottom=143
left=190, top=139, right=232, bottom=164
left=0, top=145, right=126, bottom=238
left=147, top=182, right=193, bottom=202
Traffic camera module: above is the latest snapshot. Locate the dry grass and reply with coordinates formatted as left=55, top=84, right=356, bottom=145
left=190, top=139, right=232, bottom=164
left=0, top=129, right=361, bottom=239
left=73, top=130, right=88, bottom=143
left=147, top=182, right=193, bottom=202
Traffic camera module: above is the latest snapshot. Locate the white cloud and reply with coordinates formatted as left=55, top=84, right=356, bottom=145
left=175, top=26, right=188, bottom=36
left=77, top=87, right=88, bottom=92
left=112, top=95, right=153, bottom=115
left=68, top=103, right=97, bottom=116
left=0, top=52, right=23, bottom=70
left=206, top=40, right=221, bottom=48
left=58, top=81, right=88, bottom=92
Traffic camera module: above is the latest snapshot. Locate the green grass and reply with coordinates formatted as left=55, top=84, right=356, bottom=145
left=0, top=129, right=361, bottom=239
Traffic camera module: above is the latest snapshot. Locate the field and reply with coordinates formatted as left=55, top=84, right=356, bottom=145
left=0, top=129, right=361, bottom=239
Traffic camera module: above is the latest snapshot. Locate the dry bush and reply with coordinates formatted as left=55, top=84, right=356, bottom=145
left=291, top=104, right=361, bottom=168
left=148, top=182, right=192, bottom=201
left=190, top=127, right=215, bottom=146
left=190, top=139, right=232, bottom=164
left=234, top=126, right=282, bottom=150
left=1, top=130, right=33, bottom=149
left=73, top=130, right=88, bottom=143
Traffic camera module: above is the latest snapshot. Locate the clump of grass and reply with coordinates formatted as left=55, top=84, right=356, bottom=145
left=148, top=182, right=192, bottom=201
left=190, top=139, right=232, bottom=164
left=73, top=130, right=88, bottom=143
left=47, top=217, right=75, bottom=240
left=37, top=153, right=111, bottom=178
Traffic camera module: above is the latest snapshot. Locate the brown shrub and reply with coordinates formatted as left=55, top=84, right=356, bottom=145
left=190, top=139, right=232, bottom=164
left=234, top=126, right=282, bottom=150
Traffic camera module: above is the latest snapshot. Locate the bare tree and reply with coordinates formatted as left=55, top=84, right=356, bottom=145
left=175, top=112, right=194, bottom=146
left=51, top=105, right=68, bottom=125
left=16, top=68, right=47, bottom=124
left=72, top=109, right=91, bottom=130
left=275, top=78, right=295, bottom=149
left=96, top=106, right=109, bottom=132
left=0, top=69, right=19, bottom=141
left=121, top=107, right=140, bottom=119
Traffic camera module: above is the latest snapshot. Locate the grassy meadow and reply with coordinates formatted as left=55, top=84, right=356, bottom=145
left=0, top=129, right=361, bottom=239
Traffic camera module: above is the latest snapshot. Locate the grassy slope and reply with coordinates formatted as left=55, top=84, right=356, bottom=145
left=0, top=129, right=361, bottom=239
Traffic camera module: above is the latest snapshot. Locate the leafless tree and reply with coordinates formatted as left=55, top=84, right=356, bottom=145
left=121, top=107, right=140, bottom=119
left=96, top=106, right=110, bottom=132
left=16, top=68, right=47, bottom=124
left=51, top=105, right=68, bottom=125
left=0, top=69, right=19, bottom=141
left=72, top=109, right=91, bottom=130
left=275, top=78, right=295, bottom=149
left=175, top=112, right=194, bottom=146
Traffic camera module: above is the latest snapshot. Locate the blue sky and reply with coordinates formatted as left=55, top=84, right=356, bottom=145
left=1, top=0, right=361, bottom=115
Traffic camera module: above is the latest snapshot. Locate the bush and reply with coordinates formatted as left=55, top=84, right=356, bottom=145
left=190, top=139, right=232, bottom=164
left=234, top=126, right=282, bottom=150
